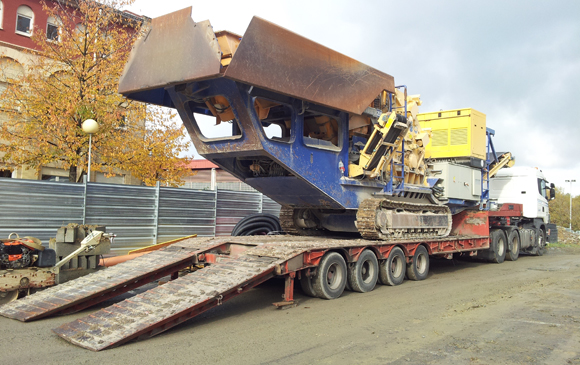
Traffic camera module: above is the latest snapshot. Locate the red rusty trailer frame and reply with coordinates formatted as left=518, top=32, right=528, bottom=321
left=0, top=209, right=511, bottom=351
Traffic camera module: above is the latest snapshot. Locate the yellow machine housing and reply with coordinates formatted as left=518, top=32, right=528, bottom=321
left=418, top=108, right=486, bottom=159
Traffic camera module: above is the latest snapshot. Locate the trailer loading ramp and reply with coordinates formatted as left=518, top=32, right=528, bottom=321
left=53, top=253, right=283, bottom=351
left=0, top=237, right=224, bottom=321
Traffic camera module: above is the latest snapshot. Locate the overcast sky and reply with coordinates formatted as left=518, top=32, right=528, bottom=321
left=127, top=0, right=580, bottom=195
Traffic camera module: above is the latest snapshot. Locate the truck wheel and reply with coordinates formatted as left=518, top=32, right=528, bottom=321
left=312, top=252, right=347, bottom=299
left=488, top=229, right=507, bottom=263
left=379, top=246, right=406, bottom=286
left=347, top=249, right=378, bottom=293
left=299, top=273, right=317, bottom=297
left=532, top=229, right=546, bottom=256
left=406, top=245, right=429, bottom=281
left=505, top=230, right=520, bottom=261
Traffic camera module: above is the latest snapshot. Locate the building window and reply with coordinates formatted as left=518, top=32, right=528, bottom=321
left=41, top=175, right=69, bottom=182
left=16, top=5, right=34, bottom=36
left=46, top=16, right=60, bottom=41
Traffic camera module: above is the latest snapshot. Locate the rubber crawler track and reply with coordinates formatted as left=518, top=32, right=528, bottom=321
left=281, top=199, right=452, bottom=241
left=356, top=198, right=452, bottom=240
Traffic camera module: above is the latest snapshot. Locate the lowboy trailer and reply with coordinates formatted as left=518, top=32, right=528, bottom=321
left=0, top=205, right=542, bottom=351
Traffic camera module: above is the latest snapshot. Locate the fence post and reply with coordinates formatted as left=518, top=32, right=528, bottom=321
left=153, top=181, right=160, bottom=244
left=82, top=175, right=87, bottom=224
left=213, top=189, right=218, bottom=237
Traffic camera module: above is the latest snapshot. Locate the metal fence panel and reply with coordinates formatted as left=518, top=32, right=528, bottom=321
left=0, top=177, right=282, bottom=255
left=215, top=190, right=261, bottom=236
left=0, top=178, right=85, bottom=242
left=157, top=187, right=216, bottom=241
left=84, top=183, right=157, bottom=254
left=262, top=196, right=281, bottom=216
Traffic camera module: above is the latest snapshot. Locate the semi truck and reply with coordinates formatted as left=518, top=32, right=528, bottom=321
left=0, top=8, right=557, bottom=351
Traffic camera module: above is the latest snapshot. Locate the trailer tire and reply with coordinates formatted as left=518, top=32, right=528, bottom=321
left=312, top=252, right=347, bottom=300
left=299, top=273, right=317, bottom=297
left=505, top=230, right=520, bottom=261
left=347, top=249, right=378, bottom=293
left=489, top=229, right=507, bottom=263
left=406, top=245, right=429, bottom=281
left=379, top=246, right=406, bottom=286
left=0, top=290, right=18, bottom=305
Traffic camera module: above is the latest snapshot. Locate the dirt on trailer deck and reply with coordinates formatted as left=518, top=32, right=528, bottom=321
left=0, top=247, right=578, bottom=364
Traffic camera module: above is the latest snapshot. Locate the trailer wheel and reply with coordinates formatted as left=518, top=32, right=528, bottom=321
left=379, top=246, right=406, bottom=286
left=489, top=229, right=507, bottom=263
left=0, top=290, right=18, bottom=305
left=312, top=252, right=347, bottom=299
left=299, top=273, right=317, bottom=297
left=505, top=230, right=520, bottom=261
left=532, top=228, right=546, bottom=256
left=406, top=245, right=429, bottom=281
left=347, top=249, right=378, bottom=293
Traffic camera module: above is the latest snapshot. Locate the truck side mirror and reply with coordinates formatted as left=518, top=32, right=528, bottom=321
left=550, top=186, right=556, bottom=200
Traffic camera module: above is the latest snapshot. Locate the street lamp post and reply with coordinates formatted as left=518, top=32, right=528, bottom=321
left=82, top=119, right=99, bottom=182
left=565, top=179, right=576, bottom=231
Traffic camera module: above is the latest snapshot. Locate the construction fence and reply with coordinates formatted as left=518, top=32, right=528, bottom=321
left=0, top=177, right=281, bottom=255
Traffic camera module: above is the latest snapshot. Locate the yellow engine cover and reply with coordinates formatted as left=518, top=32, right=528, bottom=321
left=418, top=108, right=486, bottom=159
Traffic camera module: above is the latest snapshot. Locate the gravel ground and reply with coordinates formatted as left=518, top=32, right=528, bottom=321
left=1, top=247, right=579, bottom=365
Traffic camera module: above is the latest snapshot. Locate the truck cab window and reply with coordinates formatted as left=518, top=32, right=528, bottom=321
left=537, top=178, right=547, bottom=199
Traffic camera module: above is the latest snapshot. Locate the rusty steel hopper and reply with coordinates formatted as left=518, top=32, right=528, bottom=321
left=118, top=7, right=394, bottom=115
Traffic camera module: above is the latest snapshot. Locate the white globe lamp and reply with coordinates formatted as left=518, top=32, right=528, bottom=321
left=82, top=119, right=99, bottom=182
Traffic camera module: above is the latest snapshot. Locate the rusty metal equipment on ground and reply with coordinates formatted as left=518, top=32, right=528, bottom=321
left=0, top=224, right=112, bottom=304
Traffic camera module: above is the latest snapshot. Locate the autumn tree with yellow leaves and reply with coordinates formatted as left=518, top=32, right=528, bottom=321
left=549, top=187, right=580, bottom=231
left=0, top=0, right=192, bottom=186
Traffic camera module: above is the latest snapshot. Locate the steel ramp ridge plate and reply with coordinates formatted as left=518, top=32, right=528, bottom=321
left=0, top=237, right=223, bottom=322
left=52, top=254, right=280, bottom=351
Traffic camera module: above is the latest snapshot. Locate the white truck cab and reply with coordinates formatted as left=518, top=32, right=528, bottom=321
left=489, top=167, right=553, bottom=223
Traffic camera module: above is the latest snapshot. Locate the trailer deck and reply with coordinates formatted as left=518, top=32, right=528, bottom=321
left=0, top=228, right=489, bottom=351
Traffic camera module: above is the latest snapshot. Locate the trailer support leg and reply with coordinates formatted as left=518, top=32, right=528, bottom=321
left=273, top=272, right=297, bottom=309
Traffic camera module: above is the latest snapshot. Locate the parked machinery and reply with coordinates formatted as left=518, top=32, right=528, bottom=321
left=0, top=234, right=55, bottom=271
left=118, top=8, right=554, bottom=253
left=0, top=225, right=111, bottom=304
left=118, top=7, right=451, bottom=240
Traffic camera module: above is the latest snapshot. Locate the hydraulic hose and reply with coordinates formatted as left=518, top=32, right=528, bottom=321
left=231, top=213, right=282, bottom=236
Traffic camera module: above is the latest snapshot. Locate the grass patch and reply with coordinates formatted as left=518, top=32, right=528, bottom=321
left=548, top=243, right=580, bottom=248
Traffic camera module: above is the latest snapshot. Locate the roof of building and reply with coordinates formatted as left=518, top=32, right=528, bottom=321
left=185, top=159, right=219, bottom=170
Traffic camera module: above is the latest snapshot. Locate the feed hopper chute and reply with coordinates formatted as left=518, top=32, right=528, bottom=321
left=119, top=8, right=451, bottom=240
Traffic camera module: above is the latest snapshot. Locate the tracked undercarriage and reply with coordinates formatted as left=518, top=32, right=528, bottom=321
left=279, top=206, right=330, bottom=237
left=281, top=198, right=452, bottom=241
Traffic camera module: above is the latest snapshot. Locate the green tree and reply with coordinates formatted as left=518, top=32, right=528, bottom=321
left=0, top=0, right=191, bottom=186
left=549, top=187, right=580, bottom=230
